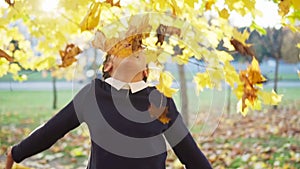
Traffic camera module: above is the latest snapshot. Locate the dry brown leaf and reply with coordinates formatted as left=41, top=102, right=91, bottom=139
left=105, top=0, right=121, bottom=7
left=155, top=24, right=181, bottom=46
left=230, top=38, right=255, bottom=57
left=92, top=15, right=151, bottom=57
left=239, top=57, right=266, bottom=111
left=148, top=103, right=170, bottom=124
left=58, top=44, right=82, bottom=68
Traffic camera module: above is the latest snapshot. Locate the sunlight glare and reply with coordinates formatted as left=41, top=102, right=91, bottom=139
left=42, top=0, right=59, bottom=12
left=0, top=1, right=9, bottom=8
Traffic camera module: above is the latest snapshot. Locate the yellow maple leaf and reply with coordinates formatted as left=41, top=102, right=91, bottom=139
left=193, top=72, right=213, bottom=92
left=247, top=57, right=267, bottom=84
left=298, top=70, right=300, bottom=78
left=34, top=56, right=57, bottom=71
left=170, top=0, right=182, bottom=16
left=80, top=2, right=102, bottom=32
left=205, top=0, right=216, bottom=10
left=232, top=29, right=250, bottom=46
left=8, top=63, right=21, bottom=74
left=258, top=90, right=283, bottom=105
left=278, top=0, right=291, bottom=16
left=297, top=43, right=300, bottom=48
left=184, top=0, right=197, bottom=8
left=224, top=61, right=239, bottom=87
left=237, top=99, right=249, bottom=116
left=0, top=57, right=9, bottom=77
left=237, top=57, right=267, bottom=113
left=219, top=8, right=230, bottom=19
left=156, top=71, right=178, bottom=98
left=291, top=0, right=300, bottom=10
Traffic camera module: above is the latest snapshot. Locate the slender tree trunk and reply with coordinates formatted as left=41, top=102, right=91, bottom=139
left=52, top=76, right=57, bottom=109
left=178, top=64, right=189, bottom=126
left=226, top=85, right=231, bottom=114
left=273, top=56, right=279, bottom=109
left=92, top=48, right=98, bottom=70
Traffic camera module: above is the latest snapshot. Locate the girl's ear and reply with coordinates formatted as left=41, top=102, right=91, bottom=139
left=143, top=69, right=149, bottom=78
left=104, top=62, right=113, bottom=72
left=103, top=55, right=115, bottom=73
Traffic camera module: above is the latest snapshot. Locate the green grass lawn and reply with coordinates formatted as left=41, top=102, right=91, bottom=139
left=0, top=86, right=299, bottom=128
left=0, top=90, right=74, bottom=128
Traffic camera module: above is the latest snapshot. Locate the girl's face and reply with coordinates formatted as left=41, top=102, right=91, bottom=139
left=110, top=50, right=147, bottom=81
left=112, top=50, right=146, bottom=73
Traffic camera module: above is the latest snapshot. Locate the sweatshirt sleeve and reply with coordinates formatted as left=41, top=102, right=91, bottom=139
left=11, top=100, right=80, bottom=163
left=164, top=98, right=212, bottom=169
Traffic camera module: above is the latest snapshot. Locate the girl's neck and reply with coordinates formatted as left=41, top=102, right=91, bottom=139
left=111, top=71, right=144, bottom=83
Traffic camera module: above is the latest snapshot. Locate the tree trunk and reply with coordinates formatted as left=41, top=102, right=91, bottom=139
left=52, top=76, right=57, bottom=109
left=273, top=56, right=279, bottom=109
left=178, top=64, right=189, bottom=126
left=226, top=85, right=231, bottom=114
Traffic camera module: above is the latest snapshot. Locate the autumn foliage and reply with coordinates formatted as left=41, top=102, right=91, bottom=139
left=1, top=0, right=299, bottom=115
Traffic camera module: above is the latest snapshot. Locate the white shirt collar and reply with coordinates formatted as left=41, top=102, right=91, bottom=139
left=104, top=77, right=148, bottom=93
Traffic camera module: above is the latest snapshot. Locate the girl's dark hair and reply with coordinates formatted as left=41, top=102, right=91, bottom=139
left=102, top=54, right=112, bottom=80
left=102, top=54, right=148, bottom=82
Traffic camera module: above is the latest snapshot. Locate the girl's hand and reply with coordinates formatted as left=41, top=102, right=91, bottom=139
left=5, top=147, right=14, bottom=169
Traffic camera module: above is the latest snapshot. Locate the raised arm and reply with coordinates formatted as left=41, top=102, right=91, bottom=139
left=164, top=99, right=212, bottom=169
left=10, top=100, right=81, bottom=163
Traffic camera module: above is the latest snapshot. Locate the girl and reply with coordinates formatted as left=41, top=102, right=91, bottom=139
left=6, top=47, right=212, bottom=169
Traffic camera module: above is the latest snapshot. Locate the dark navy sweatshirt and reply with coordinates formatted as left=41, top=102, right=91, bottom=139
left=12, top=79, right=212, bottom=169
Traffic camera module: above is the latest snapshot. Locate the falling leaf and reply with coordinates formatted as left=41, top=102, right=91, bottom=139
left=104, top=0, right=121, bottom=7
left=169, top=0, right=182, bottom=16
left=184, top=0, right=197, bottom=8
left=156, top=71, right=178, bottom=98
left=291, top=0, right=300, bottom=10
left=34, top=57, right=56, bottom=71
left=278, top=0, right=291, bottom=16
left=219, top=8, right=230, bottom=19
left=205, top=0, right=216, bottom=10
left=258, top=90, right=283, bottom=105
left=230, top=38, right=255, bottom=57
left=80, top=2, right=102, bottom=32
left=194, top=72, right=213, bottom=92
left=224, top=61, right=239, bottom=87
left=238, top=57, right=267, bottom=114
left=92, top=30, right=107, bottom=51
left=0, top=49, right=14, bottom=62
left=148, top=103, right=170, bottom=124
left=250, top=22, right=267, bottom=35
left=232, top=29, right=250, bottom=46
left=298, top=70, right=300, bottom=78
left=155, top=24, right=181, bottom=46
left=59, top=44, right=82, bottom=68
left=92, top=15, right=151, bottom=58
left=247, top=57, right=267, bottom=84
